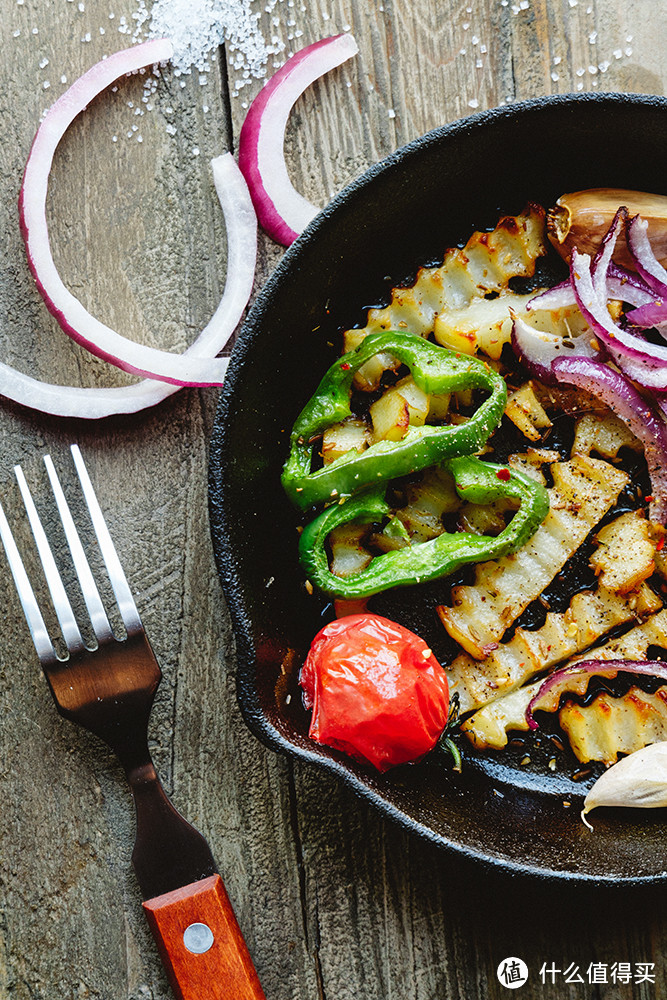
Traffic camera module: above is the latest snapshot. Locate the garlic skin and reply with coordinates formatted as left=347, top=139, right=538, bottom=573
left=547, top=189, right=667, bottom=269
left=582, top=741, right=667, bottom=829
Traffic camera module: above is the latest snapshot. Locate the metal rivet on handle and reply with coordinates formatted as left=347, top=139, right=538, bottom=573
left=183, top=922, right=215, bottom=954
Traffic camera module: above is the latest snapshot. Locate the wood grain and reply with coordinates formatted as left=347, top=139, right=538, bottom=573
left=2, top=0, right=667, bottom=998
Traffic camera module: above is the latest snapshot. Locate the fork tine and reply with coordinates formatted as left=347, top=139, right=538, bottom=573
left=70, top=445, right=142, bottom=636
left=43, top=454, right=114, bottom=645
left=0, top=498, right=58, bottom=663
left=14, top=465, right=85, bottom=655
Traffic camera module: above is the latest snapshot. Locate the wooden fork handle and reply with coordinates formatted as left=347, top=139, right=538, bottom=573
left=143, top=874, right=266, bottom=1000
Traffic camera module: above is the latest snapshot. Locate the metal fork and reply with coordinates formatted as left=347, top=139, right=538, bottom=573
left=0, top=444, right=266, bottom=1000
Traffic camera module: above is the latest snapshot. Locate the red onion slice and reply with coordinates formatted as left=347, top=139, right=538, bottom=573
left=626, top=298, right=667, bottom=329
left=626, top=214, right=667, bottom=296
left=528, top=213, right=650, bottom=312
left=552, top=354, right=667, bottom=523
left=527, top=280, right=575, bottom=311
left=511, top=310, right=599, bottom=385
left=19, top=40, right=238, bottom=388
left=3, top=153, right=256, bottom=418
left=527, top=660, right=667, bottom=727
left=607, top=262, right=656, bottom=308
left=591, top=207, right=626, bottom=298
left=572, top=249, right=667, bottom=391
left=238, top=33, right=359, bottom=246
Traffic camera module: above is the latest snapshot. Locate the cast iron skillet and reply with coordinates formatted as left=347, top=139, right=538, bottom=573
left=209, top=93, right=667, bottom=885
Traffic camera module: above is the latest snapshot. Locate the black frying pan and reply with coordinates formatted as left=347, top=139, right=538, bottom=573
left=209, top=93, right=667, bottom=885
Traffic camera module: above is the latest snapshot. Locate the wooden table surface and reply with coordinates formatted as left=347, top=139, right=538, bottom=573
left=3, top=1, right=667, bottom=998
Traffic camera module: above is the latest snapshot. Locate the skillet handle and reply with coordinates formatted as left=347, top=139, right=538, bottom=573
left=143, top=874, right=267, bottom=1000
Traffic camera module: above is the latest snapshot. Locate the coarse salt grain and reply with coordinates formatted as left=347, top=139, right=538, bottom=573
left=132, top=0, right=285, bottom=85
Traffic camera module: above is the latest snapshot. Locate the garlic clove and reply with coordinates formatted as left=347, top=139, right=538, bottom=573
left=581, top=740, right=667, bottom=829
left=547, top=188, right=667, bottom=270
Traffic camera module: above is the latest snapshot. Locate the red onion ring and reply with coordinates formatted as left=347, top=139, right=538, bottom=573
left=552, top=355, right=667, bottom=523
left=526, top=660, right=667, bottom=728
left=511, top=310, right=598, bottom=385
left=571, top=249, right=667, bottom=391
left=607, top=262, right=656, bottom=308
left=527, top=280, right=575, bottom=312
left=238, top=33, right=359, bottom=246
left=4, top=153, right=256, bottom=418
left=19, top=39, right=238, bottom=387
left=529, top=213, right=652, bottom=313
left=625, top=298, right=667, bottom=330
left=626, top=214, right=667, bottom=297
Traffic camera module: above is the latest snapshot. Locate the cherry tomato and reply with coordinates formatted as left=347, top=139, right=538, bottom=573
left=300, top=613, right=450, bottom=772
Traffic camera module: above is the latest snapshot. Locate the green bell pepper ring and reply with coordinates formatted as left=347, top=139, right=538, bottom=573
left=282, top=331, right=508, bottom=510
left=298, top=456, right=550, bottom=598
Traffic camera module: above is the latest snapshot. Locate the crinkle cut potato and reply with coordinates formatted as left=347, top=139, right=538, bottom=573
left=309, top=200, right=667, bottom=780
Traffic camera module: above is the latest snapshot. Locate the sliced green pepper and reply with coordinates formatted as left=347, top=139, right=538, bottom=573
left=298, top=456, right=550, bottom=598
left=282, top=332, right=508, bottom=510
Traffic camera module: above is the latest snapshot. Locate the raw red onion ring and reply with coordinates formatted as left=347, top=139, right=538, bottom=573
left=20, top=39, right=237, bottom=387
left=526, top=660, right=667, bottom=728
left=238, top=33, right=359, bottom=246
left=4, top=152, right=256, bottom=418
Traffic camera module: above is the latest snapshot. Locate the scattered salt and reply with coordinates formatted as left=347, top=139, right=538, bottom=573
left=132, top=0, right=285, bottom=87
left=468, top=98, right=479, bottom=108
left=387, top=108, right=396, bottom=118
left=551, top=71, right=559, bottom=81
left=43, top=80, right=50, bottom=89
left=39, top=57, right=49, bottom=68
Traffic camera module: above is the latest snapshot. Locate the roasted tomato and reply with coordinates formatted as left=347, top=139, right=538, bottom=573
left=300, top=613, right=450, bottom=772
